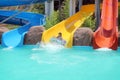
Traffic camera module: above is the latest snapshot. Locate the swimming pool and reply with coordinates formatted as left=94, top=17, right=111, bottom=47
left=0, top=45, right=120, bottom=80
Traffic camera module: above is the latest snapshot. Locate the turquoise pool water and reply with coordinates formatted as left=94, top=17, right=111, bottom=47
left=0, top=45, right=120, bottom=80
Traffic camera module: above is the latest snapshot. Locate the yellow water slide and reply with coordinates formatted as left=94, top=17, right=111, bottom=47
left=42, top=4, right=95, bottom=47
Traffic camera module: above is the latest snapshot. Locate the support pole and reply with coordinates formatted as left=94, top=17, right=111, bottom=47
left=78, top=0, right=83, bottom=10
left=95, top=0, right=101, bottom=30
left=45, top=0, right=54, bottom=17
left=69, top=0, right=76, bottom=16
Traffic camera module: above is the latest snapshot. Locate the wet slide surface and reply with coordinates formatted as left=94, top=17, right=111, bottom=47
left=0, top=0, right=46, bottom=47
left=42, top=5, right=95, bottom=48
left=93, top=0, right=118, bottom=50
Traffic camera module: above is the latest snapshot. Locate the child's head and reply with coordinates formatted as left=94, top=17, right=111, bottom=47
left=58, top=32, right=62, bottom=36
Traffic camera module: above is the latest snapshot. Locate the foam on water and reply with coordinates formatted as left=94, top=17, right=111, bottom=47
left=32, top=42, right=64, bottom=53
left=2, top=46, right=13, bottom=50
left=30, top=53, right=88, bottom=65
left=95, top=48, right=113, bottom=51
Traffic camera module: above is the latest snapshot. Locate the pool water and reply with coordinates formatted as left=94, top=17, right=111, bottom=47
left=0, top=45, right=120, bottom=80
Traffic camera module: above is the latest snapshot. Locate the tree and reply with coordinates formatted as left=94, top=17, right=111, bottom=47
left=59, top=0, right=69, bottom=21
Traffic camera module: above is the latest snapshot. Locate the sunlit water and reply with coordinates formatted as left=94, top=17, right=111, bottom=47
left=0, top=45, right=120, bottom=80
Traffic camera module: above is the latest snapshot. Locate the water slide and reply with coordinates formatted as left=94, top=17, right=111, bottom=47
left=93, top=0, right=118, bottom=50
left=0, top=0, right=46, bottom=7
left=0, top=0, right=47, bottom=47
left=42, top=5, right=95, bottom=48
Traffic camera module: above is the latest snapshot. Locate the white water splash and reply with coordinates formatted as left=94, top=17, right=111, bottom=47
left=2, top=46, right=13, bottom=50
left=30, top=53, right=88, bottom=65
left=32, top=42, right=64, bottom=53
left=30, top=53, right=60, bottom=64
left=95, top=48, right=113, bottom=51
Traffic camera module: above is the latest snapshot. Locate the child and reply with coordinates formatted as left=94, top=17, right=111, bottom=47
left=50, top=32, right=66, bottom=46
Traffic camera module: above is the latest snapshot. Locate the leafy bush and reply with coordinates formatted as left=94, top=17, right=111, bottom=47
left=28, top=3, right=45, bottom=14
left=45, top=11, right=60, bottom=29
left=59, top=0, right=69, bottom=21
left=6, top=24, right=19, bottom=30
left=45, top=0, right=70, bottom=29
left=81, top=15, right=95, bottom=30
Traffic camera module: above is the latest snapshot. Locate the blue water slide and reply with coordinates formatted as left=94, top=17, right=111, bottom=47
left=0, top=0, right=47, bottom=7
left=0, top=0, right=47, bottom=47
left=0, top=10, right=46, bottom=47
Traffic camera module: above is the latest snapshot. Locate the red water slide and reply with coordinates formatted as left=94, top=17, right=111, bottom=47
left=93, top=0, right=118, bottom=50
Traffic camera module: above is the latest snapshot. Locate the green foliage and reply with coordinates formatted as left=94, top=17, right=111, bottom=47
left=6, top=24, right=19, bottom=30
left=81, top=15, right=95, bottom=30
left=59, top=0, right=69, bottom=21
left=28, top=3, right=44, bottom=14
left=82, top=6, right=120, bottom=31
left=118, top=7, right=120, bottom=30
left=45, top=0, right=70, bottom=29
left=45, top=11, right=60, bottom=29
